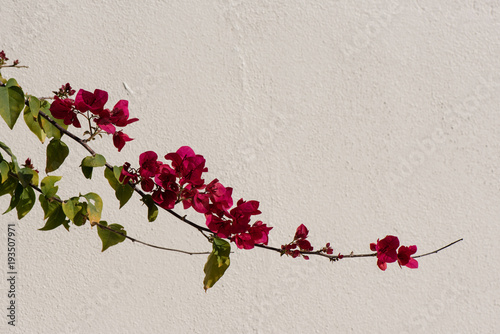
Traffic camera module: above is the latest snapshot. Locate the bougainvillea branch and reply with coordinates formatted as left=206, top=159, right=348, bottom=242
left=28, top=114, right=464, bottom=262
left=0, top=51, right=463, bottom=290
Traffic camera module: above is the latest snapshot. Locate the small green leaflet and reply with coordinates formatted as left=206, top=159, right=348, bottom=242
left=141, top=195, right=158, bottom=222
left=203, top=237, right=231, bottom=291
left=97, top=221, right=127, bottom=252
left=81, top=154, right=106, bottom=167
left=104, top=167, right=134, bottom=208
left=39, top=203, right=67, bottom=231
left=82, top=192, right=103, bottom=226
left=40, top=175, right=62, bottom=198
left=0, top=78, right=24, bottom=129
left=16, top=186, right=36, bottom=219
left=45, top=139, right=69, bottom=173
left=23, top=105, right=46, bottom=143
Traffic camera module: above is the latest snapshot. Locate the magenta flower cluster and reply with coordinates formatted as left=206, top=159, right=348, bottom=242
left=49, top=85, right=138, bottom=151
left=120, top=147, right=273, bottom=250
left=281, top=224, right=335, bottom=260
left=370, top=235, right=418, bottom=270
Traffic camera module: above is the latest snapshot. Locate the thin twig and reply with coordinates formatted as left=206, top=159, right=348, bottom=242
left=412, top=238, right=463, bottom=259
left=0, top=65, right=29, bottom=69
left=94, top=222, right=210, bottom=255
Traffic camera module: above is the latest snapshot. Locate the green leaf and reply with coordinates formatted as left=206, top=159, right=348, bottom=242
left=0, top=141, right=20, bottom=173
left=45, top=138, right=69, bottom=173
left=39, top=101, right=68, bottom=140
left=141, top=195, right=158, bottom=222
left=5, top=78, right=19, bottom=88
left=83, top=192, right=103, bottom=226
left=0, top=79, right=24, bottom=129
left=39, top=203, right=67, bottom=231
left=16, top=186, right=36, bottom=219
left=97, top=221, right=126, bottom=252
left=40, top=175, right=62, bottom=198
left=104, top=167, right=120, bottom=189
left=203, top=237, right=231, bottom=291
left=62, top=197, right=87, bottom=226
left=23, top=105, right=46, bottom=143
left=113, top=166, right=123, bottom=184
left=3, top=183, right=23, bottom=214
left=116, top=183, right=134, bottom=208
left=62, top=198, right=78, bottom=221
left=81, top=166, right=93, bottom=179
left=104, top=167, right=134, bottom=208
left=28, top=95, right=40, bottom=117
left=39, top=194, right=60, bottom=219
left=72, top=202, right=87, bottom=226
left=81, top=154, right=106, bottom=167
left=0, top=160, right=9, bottom=183
left=17, top=167, right=38, bottom=188
left=0, top=176, right=18, bottom=197
left=80, top=154, right=106, bottom=180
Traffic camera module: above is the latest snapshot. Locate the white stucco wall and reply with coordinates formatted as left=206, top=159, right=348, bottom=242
left=1, top=1, right=499, bottom=333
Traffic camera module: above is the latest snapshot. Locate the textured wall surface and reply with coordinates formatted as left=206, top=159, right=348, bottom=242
left=1, top=1, right=499, bottom=333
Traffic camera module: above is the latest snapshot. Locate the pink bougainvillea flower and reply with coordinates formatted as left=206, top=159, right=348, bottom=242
left=94, top=100, right=138, bottom=134
left=297, top=239, right=313, bottom=252
left=94, top=108, right=115, bottom=134
left=109, top=100, right=139, bottom=127
left=294, top=224, right=309, bottom=240
left=112, top=130, right=133, bottom=152
left=139, top=151, right=160, bottom=178
left=248, top=221, right=273, bottom=245
left=165, top=146, right=207, bottom=188
left=119, top=162, right=138, bottom=184
left=192, top=192, right=211, bottom=214
left=151, top=188, right=177, bottom=210
left=181, top=154, right=207, bottom=187
left=204, top=179, right=233, bottom=215
left=321, top=242, right=334, bottom=255
left=154, top=167, right=179, bottom=195
left=280, top=224, right=313, bottom=259
left=397, top=245, right=418, bottom=269
left=205, top=214, right=232, bottom=239
left=232, top=233, right=255, bottom=250
left=180, top=185, right=198, bottom=210
left=229, top=199, right=262, bottom=234
left=371, top=235, right=400, bottom=271
left=0, top=50, right=8, bottom=61
left=140, top=178, right=155, bottom=192
left=165, top=146, right=195, bottom=168
left=50, top=97, right=81, bottom=128
left=74, top=89, right=108, bottom=114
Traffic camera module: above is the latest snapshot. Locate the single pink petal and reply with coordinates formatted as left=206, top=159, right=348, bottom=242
left=97, top=122, right=116, bottom=134
left=176, top=146, right=195, bottom=159
left=377, top=259, right=387, bottom=271
left=406, top=258, right=419, bottom=269
left=92, top=89, right=109, bottom=112
left=233, top=233, right=255, bottom=250
left=113, top=131, right=133, bottom=152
